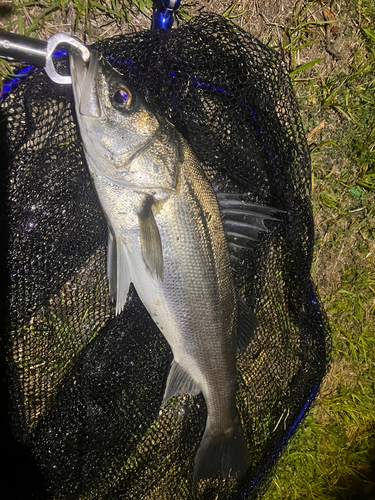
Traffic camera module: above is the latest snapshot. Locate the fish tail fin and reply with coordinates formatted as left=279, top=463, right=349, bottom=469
left=193, top=416, right=250, bottom=487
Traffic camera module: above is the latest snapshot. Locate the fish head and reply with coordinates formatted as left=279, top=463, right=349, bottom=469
left=70, top=49, right=177, bottom=192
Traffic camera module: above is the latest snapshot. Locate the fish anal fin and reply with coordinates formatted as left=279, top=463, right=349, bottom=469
left=162, top=361, right=201, bottom=405
left=138, top=196, right=164, bottom=282
left=237, top=298, right=258, bottom=351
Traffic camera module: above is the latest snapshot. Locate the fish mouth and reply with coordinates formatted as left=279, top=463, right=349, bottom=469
left=69, top=48, right=102, bottom=118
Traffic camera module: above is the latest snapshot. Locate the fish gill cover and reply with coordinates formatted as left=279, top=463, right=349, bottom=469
left=0, top=13, right=330, bottom=500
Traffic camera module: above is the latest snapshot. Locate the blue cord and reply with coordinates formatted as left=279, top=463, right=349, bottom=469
left=152, top=0, right=181, bottom=30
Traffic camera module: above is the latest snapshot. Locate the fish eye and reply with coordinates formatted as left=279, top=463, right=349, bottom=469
left=111, top=84, right=132, bottom=110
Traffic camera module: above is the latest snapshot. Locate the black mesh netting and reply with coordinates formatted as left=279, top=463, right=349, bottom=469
left=0, top=14, right=330, bottom=500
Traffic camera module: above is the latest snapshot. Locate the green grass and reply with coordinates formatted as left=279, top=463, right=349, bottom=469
left=262, top=0, right=375, bottom=498
left=1, top=0, right=374, bottom=498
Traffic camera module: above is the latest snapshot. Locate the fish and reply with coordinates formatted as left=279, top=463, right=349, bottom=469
left=69, top=48, right=278, bottom=487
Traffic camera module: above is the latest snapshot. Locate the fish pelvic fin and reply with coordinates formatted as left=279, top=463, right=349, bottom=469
left=162, top=361, right=201, bottom=405
left=107, top=230, right=117, bottom=303
left=237, top=298, right=258, bottom=351
left=193, top=415, right=250, bottom=488
left=138, top=196, right=164, bottom=282
left=107, top=231, right=132, bottom=315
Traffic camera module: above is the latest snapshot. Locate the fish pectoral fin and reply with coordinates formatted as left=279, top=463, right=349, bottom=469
left=237, top=298, right=258, bottom=351
left=107, top=232, right=131, bottom=315
left=138, top=196, right=164, bottom=282
left=162, top=361, right=201, bottom=405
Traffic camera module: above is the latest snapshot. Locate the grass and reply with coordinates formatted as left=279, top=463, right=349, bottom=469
left=260, top=0, right=375, bottom=498
left=0, top=0, right=374, bottom=499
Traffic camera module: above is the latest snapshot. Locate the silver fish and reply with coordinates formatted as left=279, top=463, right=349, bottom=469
left=69, top=49, right=263, bottom=485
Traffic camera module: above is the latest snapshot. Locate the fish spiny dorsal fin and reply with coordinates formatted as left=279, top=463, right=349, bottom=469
left=237, top=298, right=258, bottom=351
left=107, top=230, right=132, bottom=315
left=162, top=361, right=201, bottom=405
left=138, top=196, right=164, bottom=282
left=215, top=191, right=282, bottom=258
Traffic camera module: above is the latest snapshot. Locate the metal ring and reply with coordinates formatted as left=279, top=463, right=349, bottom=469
left=45, top=33, right=90, bottom=84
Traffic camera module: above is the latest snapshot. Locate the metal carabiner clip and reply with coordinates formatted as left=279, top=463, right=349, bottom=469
left=45, top=33, right=90, bottom=85
left=0, top=32, right=90, bottom=84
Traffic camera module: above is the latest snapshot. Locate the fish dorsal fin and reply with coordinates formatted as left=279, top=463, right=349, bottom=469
left=215, top=191, right=281, bottom=258
left=162, top=361, right=201, bottom=405
left=237, top=298, right=258, bottom=351
left=138, top=196, right=164, bottom=282
left=107, top=231, right=132, bottom=315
